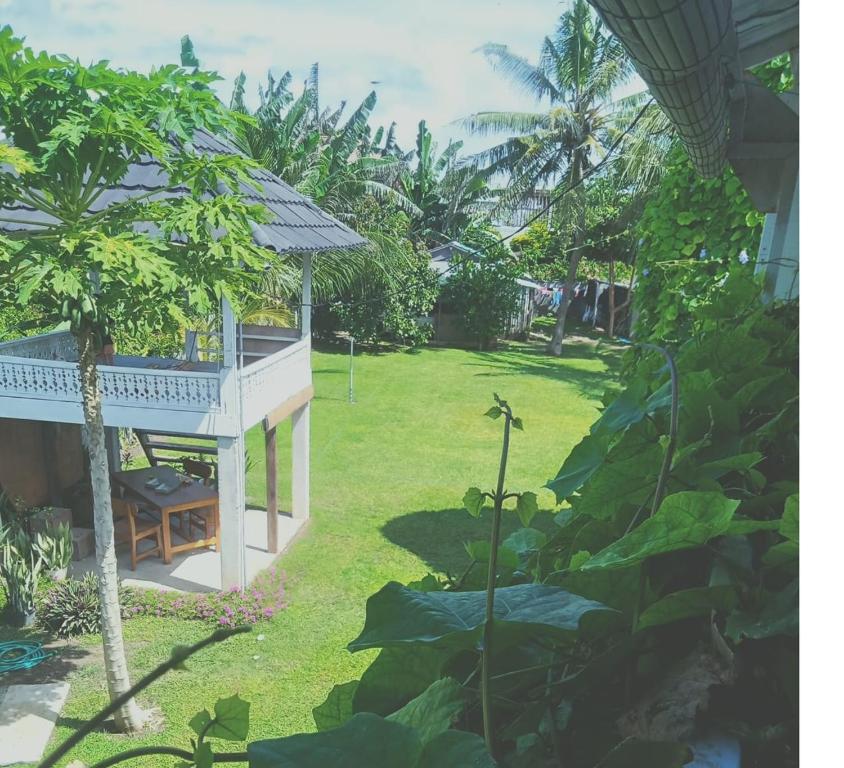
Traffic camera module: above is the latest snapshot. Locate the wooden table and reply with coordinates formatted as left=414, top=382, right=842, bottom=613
left=111, top=466, right=220, bottom=564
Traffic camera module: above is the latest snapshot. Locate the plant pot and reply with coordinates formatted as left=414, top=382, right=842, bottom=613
left=49, top=566, right=68, bottom=581
left=11, top=606, right=37, bottom=628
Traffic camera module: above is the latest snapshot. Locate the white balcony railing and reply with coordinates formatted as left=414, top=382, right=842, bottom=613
left=0, top=355, right=221, bottom=411
left=1, top=329, right=309, bottom=434
left=240, top=338, right=311, bottom=428
left=0, top=329, right=79, bottom=361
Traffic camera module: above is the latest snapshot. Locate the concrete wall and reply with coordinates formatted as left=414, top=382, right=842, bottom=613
left=0, top=418, right=85, bottom=507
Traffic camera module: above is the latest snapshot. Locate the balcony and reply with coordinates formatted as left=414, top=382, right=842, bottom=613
left=0, top=323, right=311, bottom=438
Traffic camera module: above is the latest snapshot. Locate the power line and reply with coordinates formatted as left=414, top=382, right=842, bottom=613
left=279, top=98, right=655, bottom=315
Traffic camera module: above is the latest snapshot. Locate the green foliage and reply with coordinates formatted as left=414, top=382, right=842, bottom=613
left=349, top=581, right=612, bottom=653
left=0, top=527, right=41, bottom=620
left=634, top=146, right=765, bottom=344
left=0, top=26, right=269, bottom=344
left=511, top=216, right=634, bottom=284
left=398, top=120, right=490, bottom=244
left=36, top=573, right=109, bottom=637
left=313, top=197, right=439, bottom=346
left=33, top=522, right=72, bottom=571
left=439, top=225, right=521, bottom=349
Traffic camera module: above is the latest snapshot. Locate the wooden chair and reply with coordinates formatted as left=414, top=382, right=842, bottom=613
left=181, top=459, right=220, bottom=548
left=111, top=497, right=163, bottom=571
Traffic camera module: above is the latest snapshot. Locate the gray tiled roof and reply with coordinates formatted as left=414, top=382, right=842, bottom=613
left=0, top=128, right=367, bottom=254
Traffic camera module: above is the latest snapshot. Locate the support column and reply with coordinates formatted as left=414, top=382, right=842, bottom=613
left=104, top=427, right=121, bottom=473
left=218, top=296, right=246, bottom=588
left=265, top=426, right=278, bottom=552
left=218, top=434, right=246, bottom=588
left=291, top=402, right=310, bottom=520
left=301, top=253, right=313, bottom=338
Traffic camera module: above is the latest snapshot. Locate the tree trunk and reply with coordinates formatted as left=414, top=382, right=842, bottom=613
left=608, top=255, right=616, bottom=338
left=547, top=154, right=586, bottom=356
left=77, top=330, right=145, bottom=733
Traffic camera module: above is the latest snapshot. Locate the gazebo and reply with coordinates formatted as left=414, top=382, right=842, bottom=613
left=0, top=128, right=367, bottom=589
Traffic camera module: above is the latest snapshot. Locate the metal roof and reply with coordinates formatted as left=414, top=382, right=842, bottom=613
left=0, top=127, right=367, bottom=254
left=588, top=0, right=798, bottom=179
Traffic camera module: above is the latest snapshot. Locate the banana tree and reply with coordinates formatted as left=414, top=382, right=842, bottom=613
left=397, top=120, right=490, bottom=245
left=0, top=27, right=269, bottom=731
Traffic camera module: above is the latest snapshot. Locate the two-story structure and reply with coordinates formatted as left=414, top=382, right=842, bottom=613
left=0, top=128, right=367, bottom=589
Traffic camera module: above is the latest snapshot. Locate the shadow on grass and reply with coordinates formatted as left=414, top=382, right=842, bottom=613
left=380, top=507, right=559, bottom=578
left=0, top=634, right=97, bottom=685
left=462, top=342, right=622, bottom=401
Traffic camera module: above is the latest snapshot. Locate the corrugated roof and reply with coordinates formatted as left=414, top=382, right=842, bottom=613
left=0, top=128, right=367, bottom=254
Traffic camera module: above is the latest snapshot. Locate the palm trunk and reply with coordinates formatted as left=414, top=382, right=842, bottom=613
left=77, top=330, right=145, bottom=733
left=547, top=154, right=586, bottom=356
left=608, top=255, right=616, bottom=338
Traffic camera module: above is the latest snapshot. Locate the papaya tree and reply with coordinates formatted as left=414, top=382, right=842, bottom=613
left=0, top=27, right=270, bottom=731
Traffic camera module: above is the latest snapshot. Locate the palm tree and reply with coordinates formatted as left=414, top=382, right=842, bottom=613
left=462, top=0, right=633, bottom=354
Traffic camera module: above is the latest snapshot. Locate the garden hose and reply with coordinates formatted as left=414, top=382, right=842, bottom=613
left=0, top=641, right=54, bottom=674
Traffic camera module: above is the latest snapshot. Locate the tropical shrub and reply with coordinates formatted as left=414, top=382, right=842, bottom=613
left=0, top=527, right=41, bottom=623
left=34, top=522, right=73, bottom=575
left=313, top=198, right=440, bottom=346
left=439, top=224, right=521, bottom=349
left=37, top=573, right=108, bottom=638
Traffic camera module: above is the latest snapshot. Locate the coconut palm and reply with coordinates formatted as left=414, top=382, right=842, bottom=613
left=462, top=0, right=634, bottom=354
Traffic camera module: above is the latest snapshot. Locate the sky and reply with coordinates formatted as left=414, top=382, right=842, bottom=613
left=0, top=0, right=591, bottom=156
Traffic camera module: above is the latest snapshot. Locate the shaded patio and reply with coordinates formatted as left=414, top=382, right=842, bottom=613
left=69, top=509, right=306, bottom=592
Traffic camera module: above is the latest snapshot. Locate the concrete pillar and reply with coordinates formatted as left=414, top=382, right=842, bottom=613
left=265, top=426, right=278, bottom=552
left=218, top=434, right=246, bottom=588
left=291, top=402, right=310, bottom=520
left=218, top=296, right=246, bottom=588
left=301, top=253, right=312, bottom=338
left=756, top=155, right=799, bottom=302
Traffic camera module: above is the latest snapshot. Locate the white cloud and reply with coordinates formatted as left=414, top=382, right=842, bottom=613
left=4, top=1, right=642, bottom=155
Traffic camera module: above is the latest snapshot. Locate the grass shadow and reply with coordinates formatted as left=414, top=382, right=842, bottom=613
left=380, top=507, right=559, bottom=577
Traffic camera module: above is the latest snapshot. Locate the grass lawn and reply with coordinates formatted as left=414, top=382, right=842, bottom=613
left=2, top=336, right=620, bottom=766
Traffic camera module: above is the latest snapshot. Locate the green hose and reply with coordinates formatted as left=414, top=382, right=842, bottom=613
left=0, top=641, right=54, bottom=674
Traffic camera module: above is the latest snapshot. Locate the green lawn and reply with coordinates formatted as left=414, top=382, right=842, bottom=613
left=6, top=338, right=620, bottom=766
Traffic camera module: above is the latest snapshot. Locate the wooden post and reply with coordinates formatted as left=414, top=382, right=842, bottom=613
left=265, top=425, right=278, bottom=553
left=291, top=402, right=310, bottom=520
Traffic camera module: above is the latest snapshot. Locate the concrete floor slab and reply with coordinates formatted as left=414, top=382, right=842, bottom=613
left=0, top=682, right=70, bottom=765
left=69, top=509, right=304, bottom=592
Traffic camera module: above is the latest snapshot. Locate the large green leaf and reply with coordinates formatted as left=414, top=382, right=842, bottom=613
left=583, top=492, right=740, bottom=571
left=348, top=582, right=614, bottom=653
left=249, top=713, right=421, bottom=768
left=353, top=646, right=448, bottom=716
left=417, top=730, right=496, bottom=768
left=726, top=579, right=798, bottom=641
left=590, top=379, right=651, bottom=435
left=313, top=681, right=358, bottom=731
left=592, top=738, right=692, bottom=767
left=547, top=433, right=612, bottom=502
left=695, top=452, right=763, bottom=480
left=189, top=694, right=250, bottom=742
left=637, top=586, right=737, bottom=631
left=501, top=528, right=547, bottom=565
left=573, top=443, right=663, bottom=520
left=387, top=678, right=465, bottom=744
left=781, top=493, right=798, bottom=542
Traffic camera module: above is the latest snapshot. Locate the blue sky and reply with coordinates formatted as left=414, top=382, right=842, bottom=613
left=0, top=0, right=574, bottom=153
